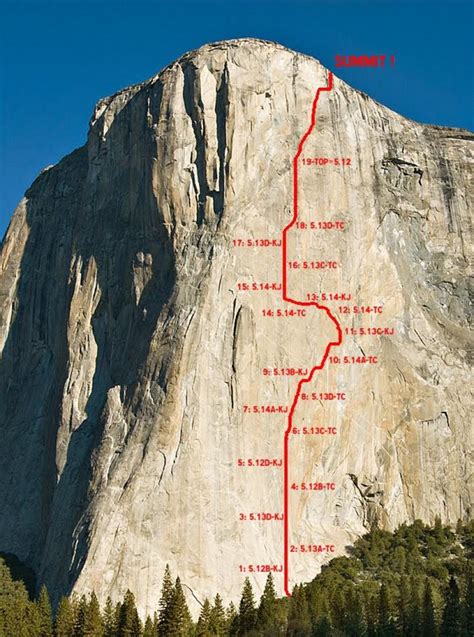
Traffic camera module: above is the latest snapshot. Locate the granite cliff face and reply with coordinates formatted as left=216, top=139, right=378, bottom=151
left=0, top=39, right=472, bottom=615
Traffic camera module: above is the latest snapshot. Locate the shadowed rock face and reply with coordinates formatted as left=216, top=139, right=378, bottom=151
left=0, top=38, right=472, bottom=615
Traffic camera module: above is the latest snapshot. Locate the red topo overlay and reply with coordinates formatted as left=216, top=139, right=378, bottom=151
left=282, top=71, right=343, bottom=597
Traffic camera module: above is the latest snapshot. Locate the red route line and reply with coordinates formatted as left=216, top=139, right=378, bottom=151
left=282, top=71, right=342, bottom=597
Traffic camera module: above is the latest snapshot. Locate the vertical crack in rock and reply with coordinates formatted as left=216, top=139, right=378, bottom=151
left=214, top=62, right=229, bottom=222
left=181, top=62, right=208, bottom=225
left=437, top=156, right=460, bottom=237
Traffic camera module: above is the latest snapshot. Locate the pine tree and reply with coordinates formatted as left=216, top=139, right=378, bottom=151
left=365, top=595, right=378, bottom=637
left=68, top=594, right=80, bottom=633
left=421, top=579, right=437, bottom=637
left=142, top=615, right=155, bottom=637
left=0, top=558, right=37, bottom=637
left=74, top=595, right=88, bottom=637
left=114, top=602, right=122, bottom=635
left=376, top=583, right=396, bottom=637
left=152, top=611, right=159, bottom=635
left=84, top=592, right=104, bottom=636
left=463, top=573, right=474, bottom=637
left=256, top=573, right=281, bottom=635
left=55, top=596, right=75, bottom=637
left=131, top=612, right=141, bottom=637
left=12, top=597, right=33, bottom=637
left=397, top=575, right=411, bottom=636
left=196, top=598, right=212, bottom=636
left=442, top=577, right=462, bottom=637
left=406, top=576, right=422, bottom=637
left=311, top=597, right=332, bottom=637
left=287, top=584, right=310, bottom=636
left=103, top=597, right=116, bottom=637
left=237, top=577, right=257, bottom=635
left=344, top=587, right=366, bottom=636
left=37, top=585, right=53, bottom=637
left=434, top=516, right=443, bottom=537
left=157, top=564, right=174, bottom=637
left=209, top=594, right=226, bottom=635
left=330, top=588, right=345, bottom=633
left=165, top=577, right=193, bottom=636
left=116, top=589, right=141, bottom=637
left=26, top=602, right=41, bottom=637
left=313, top=615, right=331, bottom=637
left=257, top=572, right=276, bottom=620
left=226, top=601, right=238, bottom=634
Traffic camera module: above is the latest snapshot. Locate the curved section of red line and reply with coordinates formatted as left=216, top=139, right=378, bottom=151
left=282, top=71, right=342, bottom=597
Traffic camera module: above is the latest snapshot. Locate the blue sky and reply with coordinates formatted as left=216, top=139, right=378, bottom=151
left=1, top=0, right=473, bottom=237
